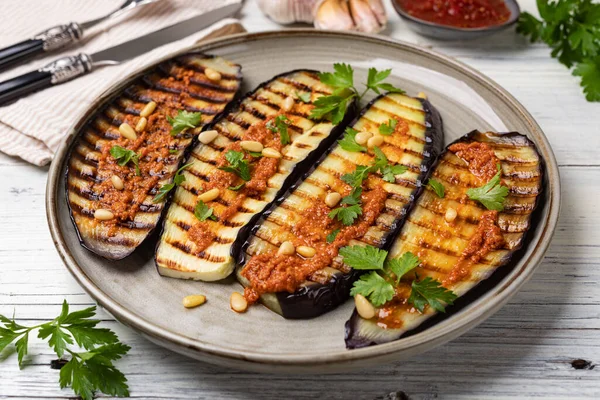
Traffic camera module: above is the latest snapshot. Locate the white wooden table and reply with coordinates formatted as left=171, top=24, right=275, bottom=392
left=1, top=1, right=599, bottom=398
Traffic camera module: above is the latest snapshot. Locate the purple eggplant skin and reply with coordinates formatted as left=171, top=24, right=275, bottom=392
left=345, top=130, right=545, bottom=349
left=237, top=94, right=444, bottom=320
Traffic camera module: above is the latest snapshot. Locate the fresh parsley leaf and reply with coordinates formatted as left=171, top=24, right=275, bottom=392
left=169, top=149, right=178, bottom=154
left=466, top=165, right=508, bottom=211
left=428, top=178, right=445, bottom=198
left=370, top=146, right=406, bottom=182
left=274, top=115, right=291, bottom=145
left=295, top=90, right=311, bottom=103
left=167, top=110, right=202, bottom=136
left=339, top=245, right=388, bottom=270
left=228, top=182, right=245, bottom=191
left=326, top=229, right=340, bottom=243
left=366, top=67, right=406, bottom=95
left=245, top=150, right=263, bottom=158
left=340, top=187, right=362, bottom=205
left=371, top=146, right=389, bottom=171
left=408, top=277, right=457, bottom=313
left=573, top=55, right=600, bottom=101
left=338, top=128, right=367, bottom=153
left=328, top=204, right=362, bottom=226
left=194, top=200, right=217, bottom=221
left=387, top=252, right=420, bottom=285
left=110, top=145, right=141, bottom=176
left=341, top=165, right=371, bottom=188
left=350, top=271, right=395, bottom=307
left=378, top=118, right=397, bottom=136
left=153, top=163, right=192, bottom=203
left=219, top=150, right=252, bottom=181
left=309, top=92, right=354, bottom=124
left=318, top=63, right=355, bottom=90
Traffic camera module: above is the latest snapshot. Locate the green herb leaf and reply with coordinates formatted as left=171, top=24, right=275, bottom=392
left=167, top=110, right=202, bottom=136
left=194, top=200, right=217, bottom=221
left=339, top=245, right=388, bottom=270
left=326, top=229, right=340, bottom=243
left=341, top=165, right=371, bottom=188
left=228, top=183, right=245, bottom=191
left=318, top=63, right=354, bottom=89
left=350, top=271, right=395, bottom=307
left=366, top=67, right=405, bottom=94
left=387, top=252, right=420, bottom=285
left=428, top=178, right=445, bottom=198
left=271, top=115, right=291, bottom=145
left=466, top=165, right=508, bottom=211
left=295, top=91, right=311, bottom=103
left=338, top=128, right=367, bottom=153
left=152, top=162, right=193, bottom=203
left=378, top=118, right=397, bottom=136
left=219, top=150, right=252, bottom=181
left=309, top=92, right=354, bottom=124
left=370, top=146, right=406, bottom=182
left=340, top=187, right=362, bottom=206
left=408, top=276, right=457, bottom=313
left=110, top=145, right=140, bottom=176
left=328, top=204, right=362, bottom=226
left=169, top=149, right=178, bottom=154
left=573, top=55, right=600, bottom=101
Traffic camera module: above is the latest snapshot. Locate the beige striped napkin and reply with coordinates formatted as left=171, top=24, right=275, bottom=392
left=0, top=0, right=244, bottom=166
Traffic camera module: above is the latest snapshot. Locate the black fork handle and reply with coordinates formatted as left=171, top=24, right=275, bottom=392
left=0, top=39, right=45, bottom=71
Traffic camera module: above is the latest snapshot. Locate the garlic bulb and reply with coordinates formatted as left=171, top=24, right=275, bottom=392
left=257, top=0, right=387, bottom=33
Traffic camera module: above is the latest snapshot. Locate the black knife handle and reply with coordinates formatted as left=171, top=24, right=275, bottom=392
left=0, top=23, right=82, bottom=71
left=0, top=54, right=92, bottom=106
left=0, top=39, right=45, bottom=71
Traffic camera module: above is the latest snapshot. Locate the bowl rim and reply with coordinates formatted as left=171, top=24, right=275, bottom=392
left=46, top=29, right=560, bottom=371
left=392, top=0, right=521, bottom=33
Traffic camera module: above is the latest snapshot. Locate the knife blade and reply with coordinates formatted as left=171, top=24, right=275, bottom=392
left=0, top=2, right=241, bottom=106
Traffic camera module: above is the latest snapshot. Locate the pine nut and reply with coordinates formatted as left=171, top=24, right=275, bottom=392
left=262, top=147, right=281, bottom=158
left=111, top=175, right=124, bottom=190
left=297, top=245, right=316, bottom=258
left=135, top=117, right=147, bottom=132
left=205, top=67, right=221, bottom=82
left=355, top=294, right=376, bottom=319
left=417, top=91, right=428, bottom=99
left=230, top=292, right=248, bottom=313
left=198, top=188, right=220, bottom=203
left=183, top=294, right=206, bottom=308
left=325, top=192, right=342, bottom=208
left=140, top=101, right=157, bottom=118
left=445, top=207, right=458, bottom=223
left=355, top=131, right=373, bottom=145
left=240, top=140, right=263, bottom=153
left=94, top=209, right=114, bottom=220
left=281, top=95, right=294, bottom=112
left=198, top=129, right=218, bottom=144
left=367, top=134, right=384, bottom=148
left=119, top=123, right=137, bottom=140
left=278, top=241, right=295, bottom=256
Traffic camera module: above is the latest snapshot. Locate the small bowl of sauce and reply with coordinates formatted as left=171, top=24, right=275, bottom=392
left=393, top=0, right=520, bottom=40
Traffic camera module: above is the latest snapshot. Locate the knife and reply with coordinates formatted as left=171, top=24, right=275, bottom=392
left=0, top=2, right=241, bottom=106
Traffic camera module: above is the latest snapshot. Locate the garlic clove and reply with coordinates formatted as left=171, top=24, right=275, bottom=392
left=349, top=0, right=386, bottom=33
left=366, top=0, right=387, bottom=27
left=314, top=0, right=355, bottom=31
left=258, top=0, right=320, bottom=25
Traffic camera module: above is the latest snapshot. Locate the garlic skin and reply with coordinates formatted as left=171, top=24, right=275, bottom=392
left=258, top=0, right=387, bottom=34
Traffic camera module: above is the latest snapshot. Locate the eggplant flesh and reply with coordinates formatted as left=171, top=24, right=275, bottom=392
left=66, top=54, right=242, bottom=260
left=345, top=130, right=543, bottom=349
left=237, top=93, right=444, bottom=319
left=155, top=70, right=356, bottom=281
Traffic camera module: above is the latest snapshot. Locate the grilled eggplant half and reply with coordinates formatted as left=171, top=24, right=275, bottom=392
left=345, top=130, right=543, bottom=348
left=155, top=70, right=356, bottom=281
left=66, top=54, right=242, bottom=260
left=236, top=93, right=444, bottom=319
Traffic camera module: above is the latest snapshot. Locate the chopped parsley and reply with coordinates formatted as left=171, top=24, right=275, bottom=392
left=194, top=200, right=217, bottom=221
left=167, top=110, right=202, bottom=136
left=110, top=145, right=140, bottom=176
left=266, top=115, right=291, bottom=145
left=219, top=150, right=251, bottom=181
left=428, top=178, right=445, bottom=198
left=466, top=164, right=508, bottom=211
left=378, top=118, right=398, bottom=136
left=338, top=127, right=367, bottom=153
left=152, top=162, right=193, bottom=203
left=328, top=204, right=362, bottom=226
left=339, top=245, right=388, bottom=270
left=326, top=229, right=340, bottom=243
left=408, top=276, right=457, bottom=313
left=295, top=90, right=311, bottom=103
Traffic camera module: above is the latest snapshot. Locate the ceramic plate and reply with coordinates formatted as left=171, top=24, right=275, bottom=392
left=46, top=30, right=560, bottom=373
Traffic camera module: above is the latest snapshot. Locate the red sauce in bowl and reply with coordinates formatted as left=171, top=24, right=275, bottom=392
left=397, top=0, right=511, bottom=29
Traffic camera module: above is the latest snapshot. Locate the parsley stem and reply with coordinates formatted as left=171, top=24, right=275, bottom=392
left=358, top=87, right=370, bottom=101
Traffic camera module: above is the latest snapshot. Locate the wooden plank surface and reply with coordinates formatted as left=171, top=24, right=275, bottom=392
left=1, top=1, right=599, bottom=398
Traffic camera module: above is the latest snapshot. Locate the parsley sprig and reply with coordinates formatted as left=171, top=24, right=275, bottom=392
left=517, top=0, right=600, bottom=101
left=153, top=162, right=193, bottom=203
left=338, top=128, right=367, bottom=153
left=266, top=115, right=291, bottom=145
left=428, top=178, right=445, bottom=198
left=0, top=300, right=130, bottom=400
left=379, top=119, right=398, bottom=136
left=167, top=110, right=202, bottom=136
left=341, top=245, right=457, bottom=311
left=194, top=199, right=217, bottom=221
left=219, top=150, right=252, bottom=181
left=466, top=164, right=508, bottom=211
left=110, top=145, right=140, bottom=176
left=310, top=64, right=405, bottom=124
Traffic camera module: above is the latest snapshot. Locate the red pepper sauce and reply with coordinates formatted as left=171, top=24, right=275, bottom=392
left=397, top=0, right=511, bottom=29
left=242, top=183, right=389, bottom=304
left=187, top=117, right=284, bottom=252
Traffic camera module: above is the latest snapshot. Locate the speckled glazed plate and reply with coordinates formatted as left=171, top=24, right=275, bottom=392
left=46, top=30, right=560, bottom=373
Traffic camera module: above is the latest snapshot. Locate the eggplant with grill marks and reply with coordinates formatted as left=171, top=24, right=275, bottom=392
left=236, top=93, right=444, bottom=319
left=66, top=54, right=242, bottom=260
left=345, top=130, right=544, bottom=349
left=155, top=70, right=357, bottom=282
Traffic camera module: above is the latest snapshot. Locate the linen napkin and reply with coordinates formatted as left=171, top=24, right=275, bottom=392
left=0, top=0, right=244, bottom=166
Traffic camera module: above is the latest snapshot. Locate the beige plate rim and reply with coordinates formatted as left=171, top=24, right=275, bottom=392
left=46, top=29, right=561, bottom=371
